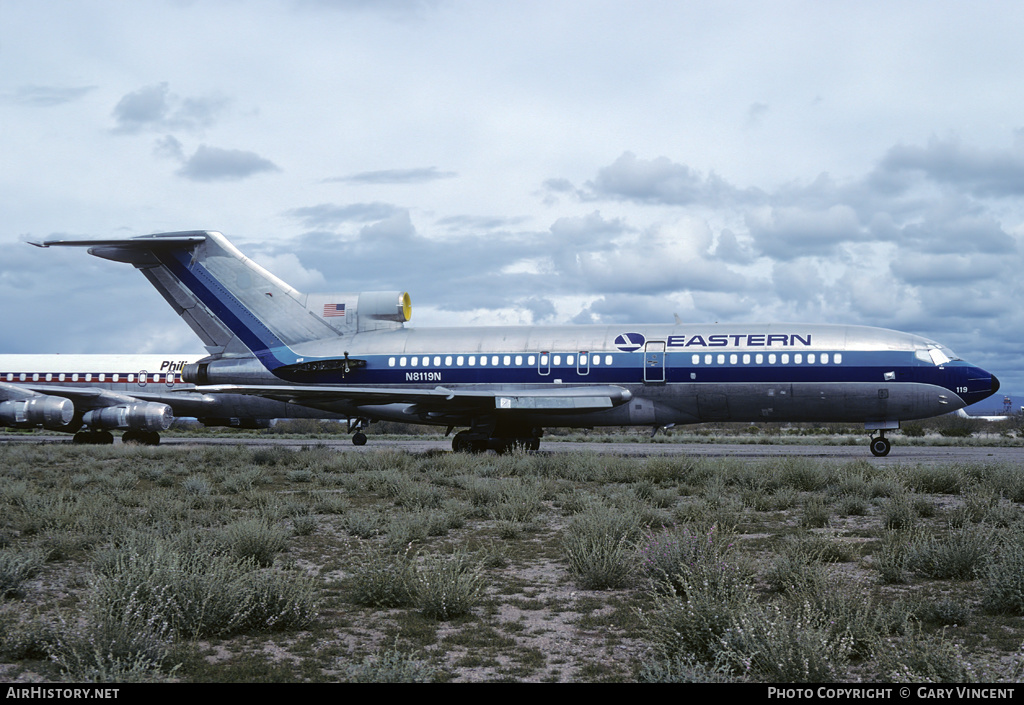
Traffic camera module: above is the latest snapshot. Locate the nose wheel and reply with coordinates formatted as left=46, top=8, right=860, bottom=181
left=869, top=433, right=891, bottom=457
left=348, top=417, right=369, bottom=446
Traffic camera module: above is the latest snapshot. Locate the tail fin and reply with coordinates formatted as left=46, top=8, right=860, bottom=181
left=34, top=231, right=410, bottom=368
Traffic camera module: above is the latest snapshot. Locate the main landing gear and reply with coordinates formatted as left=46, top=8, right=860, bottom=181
left=72, top=430, right=114, bottom=445
left=869, top=432, right=891, bottom=457
left=72, top=429, right=162, bottom=445
left=121, top=430, right=161, bottom=446
left=451, top=428, right=542, bottom=454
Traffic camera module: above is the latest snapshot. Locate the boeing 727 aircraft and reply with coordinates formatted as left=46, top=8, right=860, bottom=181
left=21, top=230, right=999, bottom=456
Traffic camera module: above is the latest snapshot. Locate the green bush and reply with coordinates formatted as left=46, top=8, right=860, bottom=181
left=718, top=600, right=853, bottom=682
left=413, top=550, right=486, bottom=620
left=562, top=504, right=641, bottom=590
left=0, top=547, right=45, bottom=598
left=982, top=530, right=1024, bottom=615
left=346, top=544, right=416, bottom=608
left=221, top=519, right=289, bottom=567
left=92, top=533, right=317, bottom=638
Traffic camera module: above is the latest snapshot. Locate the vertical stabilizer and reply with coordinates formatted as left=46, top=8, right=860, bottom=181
left=35, top=231, right=412, bottom=369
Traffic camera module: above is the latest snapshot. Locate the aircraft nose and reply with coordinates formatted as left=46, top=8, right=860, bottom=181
left=991, top=374, right=1000, bottom=395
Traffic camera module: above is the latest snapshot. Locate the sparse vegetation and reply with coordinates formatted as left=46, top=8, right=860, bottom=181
left=0, top=438, right=1023, bottom=682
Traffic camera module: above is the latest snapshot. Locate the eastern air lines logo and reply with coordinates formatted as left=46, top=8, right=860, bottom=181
left=614, top=332, right=646, bottom=352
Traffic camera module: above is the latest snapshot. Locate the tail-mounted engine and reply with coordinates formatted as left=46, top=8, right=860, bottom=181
left=309, top=291, right=411, bottom=334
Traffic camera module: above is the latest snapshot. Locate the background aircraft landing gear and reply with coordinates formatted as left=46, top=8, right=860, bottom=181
left=869, top=433, right=891, bottom=457
left=72, top=430, right=114, bottom=445
left=352, top=432, right=367, bottom=446
left=122, top=430, right=161, bottom=446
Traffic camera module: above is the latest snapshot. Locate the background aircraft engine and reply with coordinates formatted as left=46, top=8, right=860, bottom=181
left=0, top=396, right=75, bottom=430
left=82, top=402, right=173, bottom=431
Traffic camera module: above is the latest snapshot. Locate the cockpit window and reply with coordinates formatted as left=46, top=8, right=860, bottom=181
left=917, top=345, right=959, bottom=366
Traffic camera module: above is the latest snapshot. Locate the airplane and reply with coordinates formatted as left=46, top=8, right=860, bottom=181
left=22, top=230, right=999, bottom=457
left=0, top=353, right=347, bottom=445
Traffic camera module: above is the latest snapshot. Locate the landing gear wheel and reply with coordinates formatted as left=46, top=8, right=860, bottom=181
left=452, top=431, right=474, bottom=453
left=870, top=436, right=891, bottom=457
left=122, top=430, right=161, bottom=446
left=73, top=431, right=114, bottom=445
left=352, top=432, right=367, bottom=446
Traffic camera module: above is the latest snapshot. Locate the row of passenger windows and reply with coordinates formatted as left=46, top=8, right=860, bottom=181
left=691, top=353, right=843, bottom=365
left=3, top=372, right=176, bottom=383
left=387, top=352, right=844, bottom=368
left=388, top=354, right=616, bottom=368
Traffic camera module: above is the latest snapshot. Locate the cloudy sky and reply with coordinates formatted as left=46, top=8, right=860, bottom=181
left=3, top=1, right=1023, bottom=400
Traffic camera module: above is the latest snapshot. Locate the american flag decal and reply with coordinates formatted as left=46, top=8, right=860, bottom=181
left=323, top=303, right=346, bottom=318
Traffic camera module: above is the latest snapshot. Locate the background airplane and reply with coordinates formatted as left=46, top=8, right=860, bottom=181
left=21, top=230, right=999, bottom=456
left=0, top=353, right=345, bottom=444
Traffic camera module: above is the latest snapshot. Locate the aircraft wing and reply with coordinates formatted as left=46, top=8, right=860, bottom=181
left=0, top=381, right=131, bottom=410
left=198, top=383, right=633, bottom=415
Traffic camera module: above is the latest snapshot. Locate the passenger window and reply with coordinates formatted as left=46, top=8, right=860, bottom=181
left=445, top=356, right=453, bottom=366
left=717, top=354, right=725, bottom=365
left=389, top=357, right=396, bottom=367
left=554, top=355, right=562, bottom=365
left=692, top=354, right=700, bottom=365
left=756, top=354, right=764, bottom=364
left=515, top=355, right=523, bottom=366
left=835, top=353, right=842, bottom=364
left=782, top=354, right=790, bottom=364
left=468, top=356, right=476, bottom=366
left=768, top=354, right=776, bottom=364
left=528, top=355, right=536, bottom=365
left=411, top=357, right=419, bottom=367
left=605, top=355, right=613, bottom=365
left=457, top=356, right=464, bottom=366
left=743, top=354, right=750, bottom=364
left=729, top=354, right=738, bottom=364
left=794, top=354, right=802, bottom=364
left=503, top=355, right=511, bottom=366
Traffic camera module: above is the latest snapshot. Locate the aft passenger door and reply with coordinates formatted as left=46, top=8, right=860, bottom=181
left=643, top=341, right=666, bottom=384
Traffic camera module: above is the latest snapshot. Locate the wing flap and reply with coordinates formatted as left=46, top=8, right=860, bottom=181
left=197, top=383, right=632, bottom=413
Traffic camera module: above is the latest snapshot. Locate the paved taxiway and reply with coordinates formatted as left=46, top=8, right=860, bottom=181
left=3, top=434, right=1023, bottom=465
